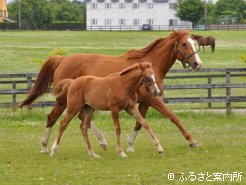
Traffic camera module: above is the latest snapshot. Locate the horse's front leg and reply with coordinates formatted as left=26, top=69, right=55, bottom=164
left=151, top=96, right=199, bottom=147
left=127, top=102, right=149, bottom=152
left=111, top=107, right=127, bottom=158
left=41, top=98, right=66, bottom=154
left=78, top=111, right=107, bottom=150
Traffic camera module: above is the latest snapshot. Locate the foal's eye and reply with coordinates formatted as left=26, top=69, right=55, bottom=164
left=182, top=43, right=187, bottom=47
left=144, top=77, right=152, bottom=82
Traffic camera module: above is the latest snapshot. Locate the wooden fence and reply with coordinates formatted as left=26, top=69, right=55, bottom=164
left=0, top=68, right=246, bottom=113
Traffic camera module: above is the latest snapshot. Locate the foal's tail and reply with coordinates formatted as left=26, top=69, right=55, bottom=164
left=51, top=79, right=73, bottom=98
left=19, top=56, right=63, bottom=108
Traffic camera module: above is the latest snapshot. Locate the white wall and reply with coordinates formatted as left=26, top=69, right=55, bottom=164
left=86, top=0, right=191, bottom=30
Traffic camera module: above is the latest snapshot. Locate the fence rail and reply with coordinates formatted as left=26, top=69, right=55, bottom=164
left=0, top=68, right=246, bottom=113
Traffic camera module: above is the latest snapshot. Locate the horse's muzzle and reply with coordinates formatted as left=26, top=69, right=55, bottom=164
left=191, top=61, right=202, bottom=71
left=152, top=88, right=160, bottom=97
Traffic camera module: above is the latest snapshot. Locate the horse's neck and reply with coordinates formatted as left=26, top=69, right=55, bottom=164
left=195, top=35, right=201, bottom=40
left=148, top=40, right=176, bottom=79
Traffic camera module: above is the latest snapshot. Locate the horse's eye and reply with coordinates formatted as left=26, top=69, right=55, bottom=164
left=182, top=43, right=187, bottom=47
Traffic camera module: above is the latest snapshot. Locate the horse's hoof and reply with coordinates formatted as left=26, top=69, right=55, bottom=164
left=50, top=151, right=56, bottom=157
left=127, top=146, right=135, bottom=153
left=100, top=144, right=107, bottom=150
left=189, top=142, right=200, bottom=147
left=158, top=150, right=164, bottom=155
left=40, top=147, right=49, bottom=154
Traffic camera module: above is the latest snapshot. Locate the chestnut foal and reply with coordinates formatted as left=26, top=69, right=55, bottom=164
left=50, top=62, right=163, bottom=158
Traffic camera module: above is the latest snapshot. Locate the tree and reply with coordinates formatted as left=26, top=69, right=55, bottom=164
left=176, top=0, right=204, bottom=27
left=215, top=0, right=246, bottom=24
left=7, top=0, right=86, bottom=29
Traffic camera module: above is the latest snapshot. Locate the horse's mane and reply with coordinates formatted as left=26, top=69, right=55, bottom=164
left=123, top=30, right=190, bottom=59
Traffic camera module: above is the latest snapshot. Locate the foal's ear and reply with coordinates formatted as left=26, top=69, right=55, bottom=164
left=119, top=66, right=133, bottom=76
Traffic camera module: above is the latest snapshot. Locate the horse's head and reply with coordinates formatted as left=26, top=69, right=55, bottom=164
left=173, top=30, right=202, bottom=71
left=139, top=61, right=160, bottom=97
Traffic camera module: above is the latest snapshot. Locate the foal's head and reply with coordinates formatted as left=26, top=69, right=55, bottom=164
left=139, top=61, right=160, bottom=97
left=174, top=30, right=202, bottom=71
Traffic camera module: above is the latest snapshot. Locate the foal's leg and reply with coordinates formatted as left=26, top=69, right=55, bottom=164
left=111, top=107, right=127, bottom=158
left=40, top=97, right=66, bottom=154
left=126, top=105, right=164, bottom=154
left=50, top=110, right=77, bottom=156
left=78, top=111, right=107, bottom=150
left=127, top=102, right=149, bottom=152
left=80, top=107, right=101, bottom=158
left=50, top=99, right=82, bottom=156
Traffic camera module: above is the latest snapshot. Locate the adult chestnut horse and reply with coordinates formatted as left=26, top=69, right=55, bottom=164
left=20, top=30, right=202, bottom=153
left=50, top=62, right=163, bottom=158
left=191, top=34, right=215, bottom=52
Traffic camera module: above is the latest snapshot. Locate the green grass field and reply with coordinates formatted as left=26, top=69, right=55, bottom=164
left=0, top=30, right=246, bottom=184
left=0, top=108, right=245, bottom=184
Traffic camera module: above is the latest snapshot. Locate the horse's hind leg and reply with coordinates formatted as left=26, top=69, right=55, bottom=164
left=40, top=98, right=66, bottom=154
left=80, top=105, right=101, bottom=158
left=126, top=105, right=164, bottom=155
left=127, top=102, right=149, bottom=152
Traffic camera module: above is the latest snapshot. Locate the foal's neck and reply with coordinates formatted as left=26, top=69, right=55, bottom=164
left=118, top=68, right=142, bottom=94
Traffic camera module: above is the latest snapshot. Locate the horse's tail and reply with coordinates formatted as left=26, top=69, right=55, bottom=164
left=51, top=79, right=73, bottom=98
left=19, top=56, right=63, bottom=108
left=211, top=41, right=215, bottom=52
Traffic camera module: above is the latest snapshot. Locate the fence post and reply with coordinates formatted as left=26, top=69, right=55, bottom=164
left=226, top=69, right=231, bottom=114
left=27, top=74, right=33, bottom=109
left=208, top=77, right=212, bottom=108
left=12, top=81, right=17, bottom=111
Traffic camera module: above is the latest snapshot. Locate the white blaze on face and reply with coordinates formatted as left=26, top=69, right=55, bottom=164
left=151, top=74, right=160, bottom=94
left=188, top=38, right=203, bottom=66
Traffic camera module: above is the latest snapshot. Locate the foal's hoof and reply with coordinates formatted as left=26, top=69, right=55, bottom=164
left=118, top=151, right=128, bottom=158
left=158, top=150, right=164, bottom=156
left=89, top=153, right=102, bottom=159
left=189, top=142, right=200, bottom=147
left=100, top=144, right=108, bottom=150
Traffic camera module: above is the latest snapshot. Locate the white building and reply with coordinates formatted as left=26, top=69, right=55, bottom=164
left=85, top=0, right=191, bottom=30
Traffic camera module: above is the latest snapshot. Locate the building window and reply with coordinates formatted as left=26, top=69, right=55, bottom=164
left=4, top=10, right=7, bottom=18
left=91, top=19, right=98, bottom=25
left=119, top=19, right=126, bottom=25
left=0, top=10, right=2, bottom=17
left=169, top=3, right=177, bottom=10
left=169, top=19, right=178, bottom=26
left=133, top=19, right=139, bottom=25
left=133, top=3, right=139, bottom=9
left=147, top=19, right=154, bottom=25
left=92, top=3, right=97, bottom=9
left=119, top=3, right=125, bottom=9
left=105, top=19, right=112, bottom=25
left=147, top=3, right=153, bottom=9
left=105, top=3, right=111, bottom=9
